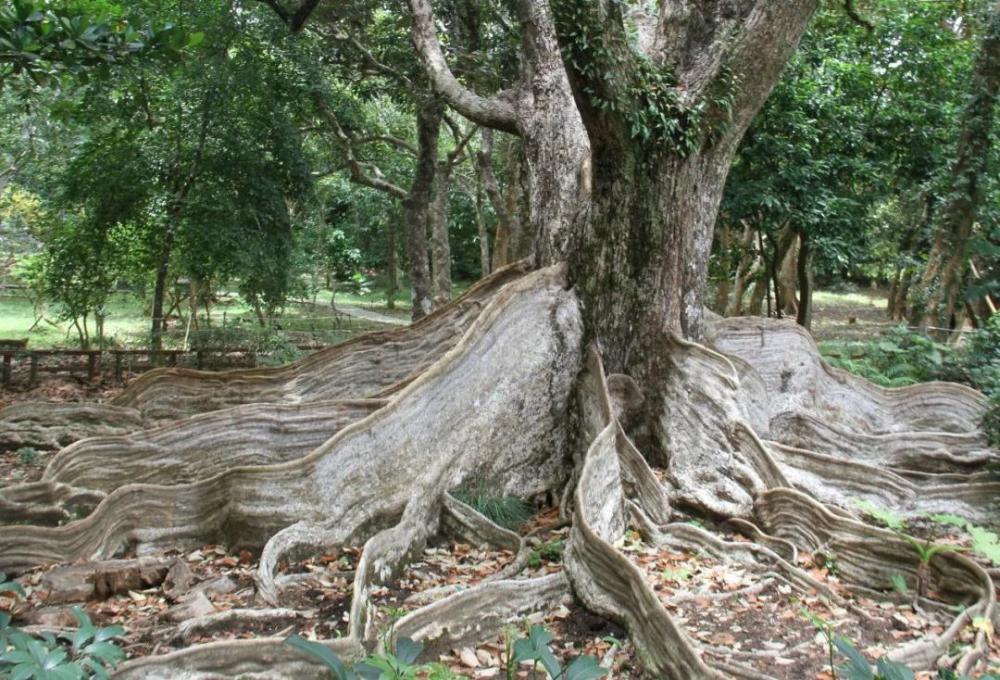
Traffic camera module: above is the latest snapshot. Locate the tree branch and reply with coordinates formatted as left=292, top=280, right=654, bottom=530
left=654, top=1, right=817, bottom=146
left=406, top=0, right=518, bottom=133
left=314, top=97, right=408, bottom=199
left=357, top=134, right=418, bottom=156
left=256, top=0, right=321, bottom=32
left=843, top=0, right=874, bottom=32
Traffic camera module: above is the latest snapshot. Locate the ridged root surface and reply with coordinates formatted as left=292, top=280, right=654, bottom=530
left=0, top=262, right=531, bottom=452
left=1, top=268, right=996, bottom=679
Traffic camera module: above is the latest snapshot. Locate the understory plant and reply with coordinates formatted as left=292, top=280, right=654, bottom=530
left=0, top=573, right=125, bottom=680
left=285, top=634, right=460, bottom=680
left=451, top=487, right=534, bottom=531
left=806, top=609, right=996, bottom=680
left=824, top=316, right=1000, bottom=446
left=286, top=624, right=607, bottom=680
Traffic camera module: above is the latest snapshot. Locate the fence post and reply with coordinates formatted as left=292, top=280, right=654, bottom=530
left=114, top=352, right=123, bottom=383
left=29, top=353, right=38, bottom=387
left=2, top=352, right=11, bottom=387
left=87, top=353, right=98, bottom=382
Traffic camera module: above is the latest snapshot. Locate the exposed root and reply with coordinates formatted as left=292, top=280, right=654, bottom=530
left=565, top=349, right=720, bottom=679
left=174, top=608, right=315, bottom=644
left=706, top=316, right=989, bottom=435
left=393, top=573, right=570, bottom=655
left=0, top=263, right=530, bottom=452
left=3, top=283, right=997, bottom=679
left=756, top=488, right=996, bottom=672
left=0, top=267, right=582, bottom=575
left=0, top=402, right=143, bottom=453
left=113, top=262, right=532, bottom=421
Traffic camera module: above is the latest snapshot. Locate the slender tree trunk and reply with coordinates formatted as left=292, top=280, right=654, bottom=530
left=150, top=230, right=175, bottom=352
left=712, top=224, right=733, bottom=312
left=403, top=98, right=441, bottom=321
left=796, top=231, right=813, bottom=329
left=747, top=270, right=766, bottom=317
left=189, top=279, right=200, bottom=331
left=777, top=228, right=800, bottom=317
left=474, top=182, right=490, bottom=276
left=430, top=161, right=453, bottom=306
left=386, top=221, right=399, bottom=310
left=478, top=129, right=510, bottom=271
left=908, top=3, right=1000, bottom=331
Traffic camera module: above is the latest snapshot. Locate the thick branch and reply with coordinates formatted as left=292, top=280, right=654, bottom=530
left=356, top=134, right=417, bottom=156
left=407, top=0, right=518, bottom=133
left=653, top=1, right=817, bottom=141
left=257, top=0, right=321, bottom=32
left=314, top=98, right=408, bottom=199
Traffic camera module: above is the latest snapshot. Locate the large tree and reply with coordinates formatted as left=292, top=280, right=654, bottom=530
left=907, top=1, right=1000, bottom=331
left=0, top=2, right=996, bottom=679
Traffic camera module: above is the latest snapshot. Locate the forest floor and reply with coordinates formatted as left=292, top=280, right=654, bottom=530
left=2, top=287, right=998, bottom=678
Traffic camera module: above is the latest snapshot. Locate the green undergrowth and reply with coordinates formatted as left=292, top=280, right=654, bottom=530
left=820, top=316, right=1000, bottom=446
left=452, top=487, right=535, bottom=532
left=285, top=624, right=607, bottom=680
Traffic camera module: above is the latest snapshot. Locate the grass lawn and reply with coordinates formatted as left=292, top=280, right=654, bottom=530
left=0, top=277, right=473, bottom=350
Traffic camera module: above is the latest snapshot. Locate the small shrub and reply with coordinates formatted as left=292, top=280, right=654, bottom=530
left=824, top=316, right=1000, bottom=446
left=16, top=447, right=39, bottom=466
left=452, top=487, right=534, bottom=531
left=1, top=573, right=125, bottom=680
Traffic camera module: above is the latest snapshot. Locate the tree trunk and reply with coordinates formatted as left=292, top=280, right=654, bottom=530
left=567, top=144, right=735, bottom=374
left=748, top=271, right=767, bottom=317
left=478, top=129, right=511, bottom=271
left=403, top=98, right=441, bottom=321
left=908, top=3, right=1000, bottom=331
left=386, top=220, right=399, bottom=310
left=430, top=161, right=453, bottom=306
left=777, top=228, right=800, bottom=317
left=150, top=229, right=174, bottom=352
left=796, top=231, right=813, bottom=329
left=712, top=224, right=732, bottom=313
left=724, top=223, right=759, bottom=317
left=473, top=181, right=490, bottom=277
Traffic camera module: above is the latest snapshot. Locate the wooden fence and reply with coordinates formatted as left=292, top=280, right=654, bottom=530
left=0, top=342, right=327, bottom=388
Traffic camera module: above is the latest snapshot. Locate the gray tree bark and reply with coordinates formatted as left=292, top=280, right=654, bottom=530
left=403, top=98, right=442, bottom=320
left=908, top=2, right=1000, bottom=331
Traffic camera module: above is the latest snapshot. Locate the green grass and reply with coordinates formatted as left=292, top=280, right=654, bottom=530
left=0, top=294, right=152, bottom=348
left=0, top=276, right=474, bottom=350
left=811, top=288, right=886, bottom=308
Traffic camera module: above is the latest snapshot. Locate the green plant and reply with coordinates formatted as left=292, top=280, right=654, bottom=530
left=834, top=636, right=998, bottom=680
left=16, top=447, right=38, bottom=465
left=509, top=625, right=607, bottom=680
left=889, top=573, right=908, bottom=595
left=1, top=576, right=125, bottom=680
left=452, top=488, right=534, bottom=531
left=835, top=636, right=914, bottom=680
left=929, top=514, right=1000, bottom=567
left=854, top=500, right=907, bottom=531
left=285, top=634, right=451, bottom=680
left=803, top=609, right=840, bottom=679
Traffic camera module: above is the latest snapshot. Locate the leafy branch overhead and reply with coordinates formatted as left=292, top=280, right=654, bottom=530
left=0, top=0, right=202, bottom=88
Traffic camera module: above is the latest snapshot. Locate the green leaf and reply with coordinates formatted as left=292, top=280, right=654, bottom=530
left=395, top=637, right=423, bottom=665
left=563, top=655, right=608, bottom=680
left=354, top=661, right=385, bottom=679
left=875, top=656, right=915, bottom=680
left=284, top=635, right=354, bottom=680
left=834, top=636, right=874, bottom=680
